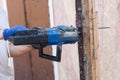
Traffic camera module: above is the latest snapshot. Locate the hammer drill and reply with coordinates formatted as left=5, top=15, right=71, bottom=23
left=8, top=25, right=79, bottom=62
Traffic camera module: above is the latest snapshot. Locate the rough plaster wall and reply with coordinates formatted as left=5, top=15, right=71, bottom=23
left=94, top=0, right=120, bottom=80
left=52, top=0, right=80, bottom=80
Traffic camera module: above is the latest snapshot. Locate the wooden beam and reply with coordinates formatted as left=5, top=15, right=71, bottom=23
left=7, top=0, right=54, bottom=80
left=81, top=0, right=96, bottom=80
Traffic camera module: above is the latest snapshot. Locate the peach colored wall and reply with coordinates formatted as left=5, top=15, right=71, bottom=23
left=94, top=0, right=120, bottom=80
left=52, top=0, right=80, bottom=80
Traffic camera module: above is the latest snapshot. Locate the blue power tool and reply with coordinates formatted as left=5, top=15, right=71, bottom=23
left=8, top=25, right=79, bottom=62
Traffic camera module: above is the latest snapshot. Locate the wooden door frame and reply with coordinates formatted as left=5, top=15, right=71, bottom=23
left=7, top=0, right=54, bottom=80
left=76, top=0, right=97, bottom=80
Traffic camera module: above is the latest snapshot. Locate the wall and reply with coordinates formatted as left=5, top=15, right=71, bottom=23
left=52, top=0, right=80, bottom=80
left=94, top=0, right=120, bottom=80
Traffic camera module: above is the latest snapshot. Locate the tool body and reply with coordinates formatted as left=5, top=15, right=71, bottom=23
left=8, top=25, right=78, bottom=62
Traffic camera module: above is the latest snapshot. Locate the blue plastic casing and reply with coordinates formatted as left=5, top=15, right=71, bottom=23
left=46, top=28, right=63, bottom=46
left=46, top=25, right=78, bottom=46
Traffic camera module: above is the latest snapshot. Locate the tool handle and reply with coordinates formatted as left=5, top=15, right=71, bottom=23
left=39, top=45, right=62, bottom=62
